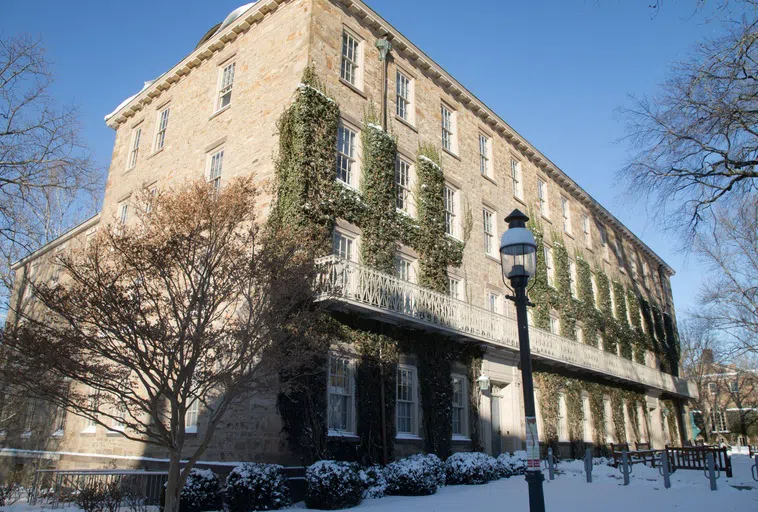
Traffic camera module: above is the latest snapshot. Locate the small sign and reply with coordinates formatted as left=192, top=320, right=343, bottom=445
left=525, top=416, right=540, bottom=469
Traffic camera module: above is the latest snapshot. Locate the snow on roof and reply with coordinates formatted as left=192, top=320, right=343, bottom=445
left=103, top=2, right=258, bottom=123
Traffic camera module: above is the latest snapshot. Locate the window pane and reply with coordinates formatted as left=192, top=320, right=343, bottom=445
left=337, top=125, right=356, bottom=186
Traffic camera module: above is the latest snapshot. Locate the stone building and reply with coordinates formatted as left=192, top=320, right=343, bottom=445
left=1, top=0, right=697, bottom=475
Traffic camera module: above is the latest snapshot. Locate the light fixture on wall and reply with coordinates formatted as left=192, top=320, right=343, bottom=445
left=477, top=374, right=491, bottom=392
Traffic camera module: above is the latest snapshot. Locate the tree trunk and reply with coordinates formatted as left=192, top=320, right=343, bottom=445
left=163, top=450, right=183, bottom=512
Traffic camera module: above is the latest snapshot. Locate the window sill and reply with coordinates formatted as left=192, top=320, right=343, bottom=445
left=481, top=174, right=497, bottom=186
left=328, top=430, right=359, bottom=439
left=123, top=166, right=137, bottom=175
left=209, top=105, right=231, bottom=121
left=485, top=254, right=500, bottom=264
left=445, top=233, right=463, bottom=244
left=20, top=431, right=32, bottom=439
left=396, top=208, right=415, bottom=219
left=396, top=434, right=423, bottom=441
left=51, top=429, right=65, bottom=438
left=541, top=214, right=552, bottom=224
left=80, top=427, right=96, bottom=436
left=394, top=115, right=418, bottom=133
left=442, top=147, right=461, bottom=161
left=451, top=435, right=471, bottom=442
left=564, top=231, right=575, bottom=240
left=336, top=179, right=360, bottom=194
left=148, top=147, right=165, bottom=160
left=339, top=78, right=367, bottom=99
left=513, top=195, right=527, bottom=207
left=106, top=430, right=124, bottom=437
left=185, top=426, right=198, bottom=435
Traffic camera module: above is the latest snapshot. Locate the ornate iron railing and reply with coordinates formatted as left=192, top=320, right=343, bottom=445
left=316, top=256, right=698, bottom=399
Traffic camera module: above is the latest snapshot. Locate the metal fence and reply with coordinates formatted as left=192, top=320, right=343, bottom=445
left=30, top=469, right=168, bottom=509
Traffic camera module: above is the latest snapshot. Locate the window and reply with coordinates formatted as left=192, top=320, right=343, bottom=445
left=208, top=149, right=224, bottom=191
left=451, top=375, right=468, bottom=437
left=488, top=292, right=500, bottom=314
left=328, top=355, right=354, bottom=434
left=217, top=62, right=235, bottom=111
left=615, top=236, right=625, bottom=271
left=549, top=315, right=560, bottom=335
left=83, top=389, right=99, bottom=433
left=482, top=208, right=496, bottom=257
left=337, top=124, right=358, bottom=187
left=630, top=258, right=639, bottom=281
left=479, top=134, right=491, bottom=178
left=448, top=276, right=461, bottom=300
left=396, top=255, right=415, bottom=283
left=544, top=246, right=555, bottom=288
left=154, top=107, right=170, bottom=151
left=538, top=179, right=549, bottom=217
left=583, top=215, right=591, bottom=246
left=128, top=127, right=141, bottom=170
left=561, top=197, right=571, bottom=234
left=582, top=395, right=592, bottom=441
left=591, top=274, right=599, bottom=309
left=642, top=261, right=650, bottom=289
left=117, top=201, right=129, bottom=235
left=441, top=104, right=455, bottom=153
left=527, top=309, right=534, bottom=326
left=145, top=186, right=157, bottom=214
left=341, top=30, right=361, bottom=87
left=710, top=409, right=728, bottom=433
left=511, top=159, right=523, bottom=200
left=22, top=400, right=36, bottom=436
left=730, top=380, right=739, bottom=393
left=444, top=185, right=458, bottom=238
left=112, top=403, right=126, bottom=433
left=396, top=366, right=417, bottom=436
left=185, top=397, right=199, bottom=433
left=576, top=326, right=584, bottom=344
left=396, top=70, right=412, bottom=122
left=610, top=286, right=617, bottom=319
left=396, top=157, right=412, bottom=213
left=569, top=260, right=578, bottom=298
left=333, top=230, right=355, bottom=261
left=600, top=226, right=609, bottom=259
left=52, top=402, right=67, bottom=437
left=558, top=393, right=568, bottom=441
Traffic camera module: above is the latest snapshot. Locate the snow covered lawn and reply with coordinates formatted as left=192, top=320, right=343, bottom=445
left=352, top=455, right=758, bottom=512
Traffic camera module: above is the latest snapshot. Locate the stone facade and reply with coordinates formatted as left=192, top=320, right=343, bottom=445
left=3, top=0, right=690, bottom=476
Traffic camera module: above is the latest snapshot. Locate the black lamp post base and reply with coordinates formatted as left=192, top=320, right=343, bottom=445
left=525, top=470, right=546, bottom=511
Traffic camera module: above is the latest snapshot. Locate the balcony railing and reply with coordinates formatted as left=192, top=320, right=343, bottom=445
left=316, top=256, right=698, bottom=399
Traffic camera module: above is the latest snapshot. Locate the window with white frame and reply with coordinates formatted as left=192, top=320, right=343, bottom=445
left=52, top=402, right=67, bottom=437
left=615, top=236, right=625, bottom=271
left=708, top=382, right=717, bottom=394
left=591, top=274, right=599, bottom=309
left=479, top=134, right=491, bottom=178
left=208, top=149, right=224, bottom=191
left=341, top=30, right=361, bottom=87
left=396, top=70, right=412, bottom=122
left=642, top=261, right=650, bottom=288
left=328, top=355, right=354, bottom=434
left=112, top=403, right=126, bottom=433
left=396, top=255, right=415, bottom=283
left=396, top=157, right=412, bottom=213
left=217, top=62, right=235, bottom=111
left=396, top=365, right=417, bottom=436
left=444, top=185, right=458, bottom=238
left=582, top=394, right=592, bottom=441
left=116, top=201, right=129, bottom=235
left=451, top=374, right=468, bottom=437
left=569, top=260, right=578, bottom=298
left=185, top=397, right=199, bottom=433
left=538, top=179, right=549, bottom=217
left=488, top=292, right=500, bottom=314
left=441, top=104, right=455, bottom=153
left=610, top=286, right=617, bottom=319
left=527, top=309, right=534, bottom=326
left=154, top=107, right=170, bottom=151
left=710, top=409, right=728, bottom=433
left=544, top=246, right=555, bottom=287
left=630, top=258, right=638, bottom=281
left=558, top=393, right=568, bottom=441
left=561, top=197, right=571, bottom=234
left=600, top=226, right=609, bottom=259
left=482, top=207, right=496, bottom=257
left=549, top=315, right=560, bottom=335
left=128, top=127, right=141, bottom=170
left=83, top=389, right=98, bottom=433
left=730, top=380, right=739, bottom=393
left=333, top=230, right=355, bottom=261
left=583, top=214, right=591, bottom=246
left=576, top=325, right=584, bottom=344
left=336, top=123, right=358, bottom=187
left=448, top=276, right=461, bottom=300
left=511, top=159, right=523, bottom=200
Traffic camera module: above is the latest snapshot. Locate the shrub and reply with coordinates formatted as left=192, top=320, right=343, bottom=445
left=0, top=479, right=22, bottom=507
left=445, top=452, right=499, bottom=485
left=305, top=461, right=363, bottom=510
left=384, top=454, right=443, bottom=496
left=74, top=481, right=123, bottom=512
left=225, top=463, right=291, bottom=512
left=358, top=465, right=386, bottom=500
left=180, top=469, right=222, bottom=512
left=496, top=451, right=527, bottom=478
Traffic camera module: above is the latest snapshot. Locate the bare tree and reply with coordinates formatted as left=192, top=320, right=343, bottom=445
left=0, top=178, right=325, bottom=512
left=692, top=194, right=758, bottom=356
left=0, top=34, right=101, bottom=317
left=620, top=1, right=758, bottom=234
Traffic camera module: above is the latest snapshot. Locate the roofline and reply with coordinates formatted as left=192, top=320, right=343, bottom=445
left=11, top=215, right=101, bottom=271
left=102, top=0, right=675, bottom=276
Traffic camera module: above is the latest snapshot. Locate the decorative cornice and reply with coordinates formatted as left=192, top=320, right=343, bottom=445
left=103, top=0, right=675, bottom=277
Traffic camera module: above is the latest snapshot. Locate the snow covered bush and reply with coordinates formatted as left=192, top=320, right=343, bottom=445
left=496, top=451, right=527, bottom=478
left=180, top=468, right=222, bottom=512
left=225, top=463, right=291, bottom=512
left=445, top=452, right=499, bottom=485
left=358, top=465, right=386, bottom=499
left=305, top=461, right=363, bottom=510
left=384, top=454, right=444, bottom=496
left=593, top=456, right=614, bottom=467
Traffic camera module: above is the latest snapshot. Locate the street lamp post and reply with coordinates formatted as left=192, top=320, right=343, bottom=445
left=499, top=209, right=545, bottom=512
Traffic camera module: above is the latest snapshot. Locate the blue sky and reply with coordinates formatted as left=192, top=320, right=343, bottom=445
left=0, top=0, right=739, bottom=316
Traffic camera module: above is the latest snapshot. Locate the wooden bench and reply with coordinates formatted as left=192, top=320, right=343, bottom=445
left=665, top=445, right=732, bottom=478
left=610, top=442, right=659, bottom=467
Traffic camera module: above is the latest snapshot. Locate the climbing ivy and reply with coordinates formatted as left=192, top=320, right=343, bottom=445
left=576, top=256, right=600, bottom=347
left=554, top=241, right=577, bottom=340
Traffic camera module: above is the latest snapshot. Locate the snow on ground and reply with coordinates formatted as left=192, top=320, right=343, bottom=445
left=2, top=456, right=756, bottom=512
